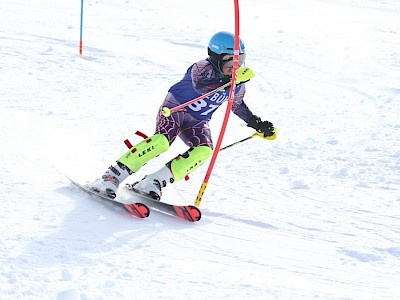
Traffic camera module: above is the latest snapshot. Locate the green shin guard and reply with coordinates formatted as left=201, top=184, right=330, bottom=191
left=118, top=134, right=169, bottom=172
left=169, top=146, right=213, bottom=182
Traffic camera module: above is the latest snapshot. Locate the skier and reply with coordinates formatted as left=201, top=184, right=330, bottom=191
left=92, top=31, right=275, bottom=200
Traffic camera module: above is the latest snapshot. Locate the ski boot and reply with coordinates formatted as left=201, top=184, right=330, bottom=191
left=133, top=165, right=174, bottom=201
left=92, top=162, right=131, bottom=199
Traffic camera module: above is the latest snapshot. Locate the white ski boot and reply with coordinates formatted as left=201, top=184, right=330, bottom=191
left=92, top=162, right=131, bottom=199
left=133, top=165, right=174, bottom=200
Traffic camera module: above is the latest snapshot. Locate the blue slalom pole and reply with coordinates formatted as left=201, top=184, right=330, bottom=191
left=79, top=0, right=84, bottom=55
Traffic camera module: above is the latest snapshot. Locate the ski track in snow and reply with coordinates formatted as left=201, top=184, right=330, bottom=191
left=1, top=0, right=400, bottom=299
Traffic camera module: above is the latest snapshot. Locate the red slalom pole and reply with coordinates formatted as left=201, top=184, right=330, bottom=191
left=195, top=0, right=241, bottom=207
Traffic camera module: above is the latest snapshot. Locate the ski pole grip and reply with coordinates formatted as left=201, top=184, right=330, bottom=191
left=162, top=107, right=171, bottom=117
left=253, top=127, right=278, bottom=140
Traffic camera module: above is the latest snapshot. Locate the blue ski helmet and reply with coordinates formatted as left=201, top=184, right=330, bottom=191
left=207, top=31, right=245, bottom=72
left=208, top=31, right=245, bottom=55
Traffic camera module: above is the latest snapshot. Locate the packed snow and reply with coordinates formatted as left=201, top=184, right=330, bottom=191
left=1, top=0, right=399, bottom=299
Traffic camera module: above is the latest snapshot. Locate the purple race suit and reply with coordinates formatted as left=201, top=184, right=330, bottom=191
left=156, top=59, right=254, bottom=149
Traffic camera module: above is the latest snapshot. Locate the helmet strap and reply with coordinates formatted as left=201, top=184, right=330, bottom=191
left=207, top=52, right=225, bottom=77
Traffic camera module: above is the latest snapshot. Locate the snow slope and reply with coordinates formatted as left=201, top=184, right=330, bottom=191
left=1, top=0, right=399, bottom=299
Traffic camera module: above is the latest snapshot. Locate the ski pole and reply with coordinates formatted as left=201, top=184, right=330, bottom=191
left=162, top=67, right=255, bottom=117
left=162, top=81, right=231, bottom=117
left=220, top=128, right=278, bottom=151
left=220, top=135, right=255, bottom=151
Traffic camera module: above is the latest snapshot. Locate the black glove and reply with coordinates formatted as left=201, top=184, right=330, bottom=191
left=247, top=115, right=275, bottom=137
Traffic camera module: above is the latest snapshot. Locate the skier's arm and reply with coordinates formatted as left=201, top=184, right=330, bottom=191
left=231, top=85, right=253, bottom=122
left=232, top=85, right=275, bottom=137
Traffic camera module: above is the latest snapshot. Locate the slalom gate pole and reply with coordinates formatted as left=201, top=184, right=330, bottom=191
left=194, top=0, right=241, bottom=207
left=79, top=0, right=84, bottom=55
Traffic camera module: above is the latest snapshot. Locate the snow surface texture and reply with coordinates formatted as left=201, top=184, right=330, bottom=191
left=1, top=0, right=399, bottom=299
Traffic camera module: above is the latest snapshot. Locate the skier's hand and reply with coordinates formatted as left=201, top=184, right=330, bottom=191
left=254, top=129, right=278, bottom=140
left=236, top=67, right=255, bottom=85
left=247, top=115, right=275, bottom=137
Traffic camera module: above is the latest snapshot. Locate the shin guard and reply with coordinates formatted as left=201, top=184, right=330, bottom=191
left=118, top=134, right=169, bottom=172
left=168, top=146, right=213, bottom=182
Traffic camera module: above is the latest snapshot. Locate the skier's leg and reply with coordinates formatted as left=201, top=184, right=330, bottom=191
left=132, top=145, right=213, bottom=200
left=92, top=93, right=182, bottom=198
left=92, top=133, right=170, bottom=198
left=133, top=113, right=213, bottom=200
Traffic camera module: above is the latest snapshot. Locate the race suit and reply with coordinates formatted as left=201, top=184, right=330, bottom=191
left=156, top=59, right=254, bottom=148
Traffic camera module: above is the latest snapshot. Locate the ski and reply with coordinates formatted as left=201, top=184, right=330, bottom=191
left=68, top=177, right=150, bottom=219
left=125, top=183, right=202, bottom=222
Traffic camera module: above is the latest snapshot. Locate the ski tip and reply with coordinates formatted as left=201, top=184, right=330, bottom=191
left=188, top=205, right=202, bottom=222
left=124, top=203, right=150, bottom=218
left=174, top=205, right=202, bottom=222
